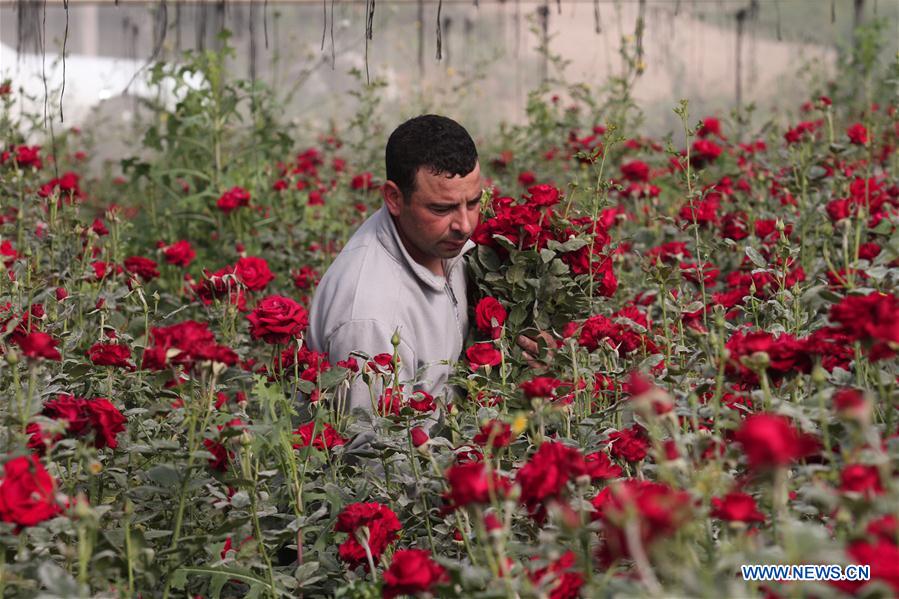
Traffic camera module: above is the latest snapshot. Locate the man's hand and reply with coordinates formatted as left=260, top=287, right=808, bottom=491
left=515, top=330, right=556, bottom=370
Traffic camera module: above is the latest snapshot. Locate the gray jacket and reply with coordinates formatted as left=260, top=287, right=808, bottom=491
left=307, top=206, right=474, bottom=412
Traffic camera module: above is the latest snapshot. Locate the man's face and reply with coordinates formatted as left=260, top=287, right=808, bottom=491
left=386, top=162, right=483, bottom=272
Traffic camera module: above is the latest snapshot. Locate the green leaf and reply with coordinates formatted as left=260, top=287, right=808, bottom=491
left=173, top=567, right=274, bottom=594
left=477, top=245, right=502, bottom=271
left=548, top=237, right=589, bottom=253
left=317, top=366, right=350, bottom=389
left=506, top=264, right=526, bottom=286
left=147, top=464, right=181, bottom=488
left=744, top=246, right=767, bottom=268
left=37, top=561, right=81, bottom=596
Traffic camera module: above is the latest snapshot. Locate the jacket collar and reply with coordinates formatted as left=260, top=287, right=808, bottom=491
left=375, top=206, right=475, bottom=292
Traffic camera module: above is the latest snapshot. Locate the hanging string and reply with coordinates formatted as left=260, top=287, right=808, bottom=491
left=320, top=0, right=327, bottom=52
left=774, top=0, right=782, bottom=41
left=436, top=0, right=443, bottom=60
left=674, top=0, right=681, bottom=17
left=263, top=0, right=269, bottom=49
left=364, top=0, right=375, bottom=83
left=831, top=0, right=836, bottom=24
left=593, top=0, right=601, bottom=34
left=635, top=0, right=645, bottom=75
left=249, top=0, right=257, bottom=82
left=123, top=0, right=167, bottom=95
left=39, top=0, right=59, bottom=180
left=40, top=0, right=49, bottom=132
left=59, top=0, right=68, bottom=122
left=175, top=0, right=182, bottom=52
left=735, top=6, right=746, bottom=110
left=556, top=0, right=561, bottom=15
left=330, top=0, right=335, bottom=69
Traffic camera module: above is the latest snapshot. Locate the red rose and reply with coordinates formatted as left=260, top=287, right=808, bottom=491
left=833, top=388, right=868, bottom=419
left=754, top=219, right=777, bottom=239
left=118, top=251, right=150, bottom=277
left=620, top=160, right=650, bottom=182
left=698, top=117, right=723, bottom=139
left=520, top=376, right=562, bottom=399
left=246, top=295, right=308, bottom=344
left=839, top=464, right=883, bottom=497
left=473, top=420, right=512, bottom=448
left=11, top=145, right=42, bottom=169
left=39, top=395, right=125, bottom=449
left=826, top=198, right=852, bottom=221
left=382, top=549, right=447, bottom=599
left=367, top=352, right=396, bottom=373
left=203, top=418, right=245, bottom=472
left=584, top=451, right=623, bottom=480
left=234, top=256, right=274, bottom=291
left=517, top=171, right=536, bottom=186
left=784, top=120, right=820, bottom=144
left=466, top=342, right=502, bottom=369
left=43, top=394, right=91, bottom=435
left=846, top=123, right=868, bottom=145
left=606, top=425, right=650, bottom=462
left=856, top=242, right=881, bottom=261
left=710, top=492, right=765, bottom=523
left=691, top=138, right=722, bottom=166
left=216, top=186, right=251, bottom=213
left=292, top=265, right=319, bottom=290
left=378, top=387, right=404, bottom=416
left=526, top=184, right=561, bottom=207
left=292, top=421, right=346, bottom=450
left=203, top=437, right=230, bottom=472
left=834, top=540, right=899, bottom=594
left=55, top=287, right=68, bottom=301
left=408, top=390, right=435, bottom=412
left=516, top=441, right=588, bottom=516
left=0, top=455, right=61, bottom=527
left=87, top=343, right=132, bottom=368
left=444, top=461, right=510, bottom=510
left=679, top=195, right=720, bottom=226
left=592, top=479, right=692, bottom=562
left=334, top=502, right=402, bottom=568
left=734, top=413, right=819, bottom=470
left=829, top=292, right=899, bottom=360
left=529, top=551, right=584, bottom=599
left=141, top=320, right=236, bottom=371
left=350, top=172, right=374, bottom=191
left=474, top=297, right=507, bottom=339
left=82, top=398, right=126, bottom=449
left=14, top=331, right=61, bottom=360
left=162, top=240, right=196, bottom=267
left=724, top=330, right=811, bottom=383
left=410, top=426, right=429, bottom=448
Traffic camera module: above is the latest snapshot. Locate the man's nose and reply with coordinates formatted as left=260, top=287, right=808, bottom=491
left=452, top=207, right=475, bottom=236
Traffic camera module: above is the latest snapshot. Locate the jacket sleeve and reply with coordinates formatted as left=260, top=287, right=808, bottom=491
left=324, top=319, right=416, bottom=413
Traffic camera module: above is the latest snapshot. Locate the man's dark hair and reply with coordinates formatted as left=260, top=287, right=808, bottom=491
left=385, top=114, right=478, bottom=202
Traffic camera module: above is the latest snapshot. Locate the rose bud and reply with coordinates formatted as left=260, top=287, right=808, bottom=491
left=410, top=426, right=429, bottom=449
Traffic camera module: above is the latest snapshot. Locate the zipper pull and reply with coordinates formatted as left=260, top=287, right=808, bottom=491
left=446, top=282, right=458, bottom=306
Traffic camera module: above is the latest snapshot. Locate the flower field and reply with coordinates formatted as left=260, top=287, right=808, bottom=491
left=0, top=40, right=898, bottom=598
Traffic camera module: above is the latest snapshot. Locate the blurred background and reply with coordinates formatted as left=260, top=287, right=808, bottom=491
left=2, top=1, right=898, bottom=154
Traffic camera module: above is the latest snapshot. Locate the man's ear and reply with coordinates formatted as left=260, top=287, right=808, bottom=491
left=382, top=181, right=404, bottom=217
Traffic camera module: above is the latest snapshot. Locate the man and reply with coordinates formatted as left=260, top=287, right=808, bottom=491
left=307, top=114, right=481, bottom=412
left=308, top=114, right=548, bottom=413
